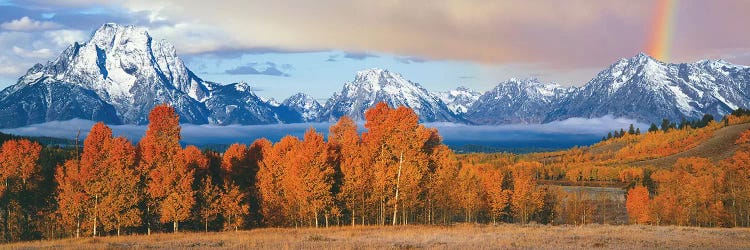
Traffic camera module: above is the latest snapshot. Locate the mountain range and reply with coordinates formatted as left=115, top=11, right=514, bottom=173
left=0, top=23, right=748, bottom=128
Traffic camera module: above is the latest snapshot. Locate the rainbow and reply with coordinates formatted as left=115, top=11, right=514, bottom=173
left=646, top=0, right=677, bottom=62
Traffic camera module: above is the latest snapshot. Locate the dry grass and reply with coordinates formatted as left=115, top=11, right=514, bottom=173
left=5, top=224, right=750, bottom=249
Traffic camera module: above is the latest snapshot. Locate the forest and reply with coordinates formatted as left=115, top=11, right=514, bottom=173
left=0, top=103, right=749, bottom=242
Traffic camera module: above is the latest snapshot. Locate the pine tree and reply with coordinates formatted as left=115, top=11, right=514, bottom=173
left=628, top=124, right=636, bottom=135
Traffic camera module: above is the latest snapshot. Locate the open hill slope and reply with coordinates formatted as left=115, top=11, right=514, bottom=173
left=627, top=122, right=750, bottom=168
left=7, top=224, right=750, bottom=249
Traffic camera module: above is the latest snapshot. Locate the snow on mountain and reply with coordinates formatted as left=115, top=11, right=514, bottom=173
left=320, top=68, right=463, bottom=122
left=545, top=53, right=750, bottom=123
left=434, top=86, right=482, bottom=114
left=281, top=93, right=322, bottom=122
left=4, top=23, right=210, bottom=125
left=0, top=23, right=295, bottom=128
left=466, top=78, right=573, bottom=124
left=203, top=82, right=301, bottom=125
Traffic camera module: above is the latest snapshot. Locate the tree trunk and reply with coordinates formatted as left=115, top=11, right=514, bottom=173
left=205, top=217, right=209, bottom=232
left=76, top=218, right=80, bottom=238
left=392, top=152, right=403, bottom=226
left=325, top=213, right=329, bottom=228
left=173, top=220, right=178, bottom=233
left=147, top=206, right=151, bottom=236
left=314, top=211, right=319, bottom=228
left=93, top=194, right=98, bottom=237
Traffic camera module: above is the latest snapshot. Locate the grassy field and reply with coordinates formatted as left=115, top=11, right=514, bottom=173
left=6, top=224, right=750, bottom=249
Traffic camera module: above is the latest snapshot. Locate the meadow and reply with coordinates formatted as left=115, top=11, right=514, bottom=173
left=6, top=224, right=750, bottom=249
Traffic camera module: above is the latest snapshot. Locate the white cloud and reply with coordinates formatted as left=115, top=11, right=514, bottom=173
left=43, top=29, right=87, bottom=46
left=0, top=65, right=22, bottom=75
left=12, top=46, right=54, bottom=58
left=1, top=16, right=63, bottom=31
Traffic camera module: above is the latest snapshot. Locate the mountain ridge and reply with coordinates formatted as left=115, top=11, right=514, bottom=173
left=0, top=24, right=748, bottom=128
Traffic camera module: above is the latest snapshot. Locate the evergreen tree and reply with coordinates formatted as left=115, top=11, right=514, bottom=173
left=648, top=123, right=659, bottom=133
left=635, top=128, right=641, bottom=135
left=661, top=119, right=671, bottom=132
left=628, top=124, right=636, bottom=135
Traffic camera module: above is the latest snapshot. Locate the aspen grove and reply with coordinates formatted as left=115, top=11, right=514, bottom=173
left=0, top=103, right=749, bottom=242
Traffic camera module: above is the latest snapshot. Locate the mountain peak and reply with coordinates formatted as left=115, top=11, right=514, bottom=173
left=354, top=68, right=401, bottom=83
left=282, top=92, right=322, bottom=122
left=630, top=52, right=659, bottom=64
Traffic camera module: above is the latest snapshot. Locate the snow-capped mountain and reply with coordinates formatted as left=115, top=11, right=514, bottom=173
left=320, top=68, right=463, bottom=122
left=545, top=53, right=750, bottom=123
left=281, top=93, right=322, bottom=122
left=434, top=86, right=482, bottom=114
left=6, top=23, right=211, bottom=125
left=204, top=82, right=302, bottom=125
left=0, top=23, right=292, bottom=128
left=466, top=78, right=573, bottom=124
left=1, top=23, right=748, bottom=128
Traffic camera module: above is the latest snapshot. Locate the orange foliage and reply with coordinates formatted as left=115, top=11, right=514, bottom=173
left=511, top=162, right=545, bottom=223
left=625, top=186, right=650, bottom=224
left=0, top=139, right=42, bottom=186
left=139, top=104, right=194, bottom=233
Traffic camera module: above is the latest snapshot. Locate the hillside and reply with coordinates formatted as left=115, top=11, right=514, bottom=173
left=7, top=224, right=750, bottom=249
left=627, top=122, right=750, bottom=168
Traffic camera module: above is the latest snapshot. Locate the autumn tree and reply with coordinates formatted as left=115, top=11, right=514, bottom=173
left=256, top=136, right=296, bottom=226
left=284, top=128, right=334, bottom=227
left=0, top=139, right=42, bottom=187
left=196, top=176, right=221, bottom=232
left=329, top=116, right=370, bottom=226
left=511, top=162, right=545, bottom=223
left=220, top=181, right=249, bottom=231
left=139, top=104, right=195, bottom=233
left=55, top=160, right=86, bottom=238
left=626, top=186, right=651, bottom=224
left=480, top=166, right=510, bottom=224
left=98, top=137, right=141, bottom=236
left=457, top=164, right=483, bottom=223
left=362, top=103, right=431, bottom=225
left=426, top=145, right=459, bottom=225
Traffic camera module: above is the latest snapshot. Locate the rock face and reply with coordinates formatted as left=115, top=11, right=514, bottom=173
left=545, top=53, right=750, bottom=123
left=320, top=68, right=463, bottom=123
left=465, top=78, right=573, bottom=124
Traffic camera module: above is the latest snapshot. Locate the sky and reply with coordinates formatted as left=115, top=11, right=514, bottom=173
left=1, top=0, right=749, bottom=101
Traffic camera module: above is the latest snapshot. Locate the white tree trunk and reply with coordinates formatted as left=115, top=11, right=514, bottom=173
left=392, top=152, right=403, bottom=226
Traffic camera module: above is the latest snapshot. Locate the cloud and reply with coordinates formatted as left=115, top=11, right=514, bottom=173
left=12, top=46, right=53, bottom=58
left=225, top=62, right=291, bottom=77
left=42, top=29, right=86, bottom=46
left=1, top=16, right=62, bottom=31
left=395, top=56, right=426, bottom=64
left=343, top=52, right=378, bottom=60
left=0, top=116, right=645, bottom=150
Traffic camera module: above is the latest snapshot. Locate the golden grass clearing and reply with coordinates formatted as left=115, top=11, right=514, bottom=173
left=5, top=224, right=750, bottom=249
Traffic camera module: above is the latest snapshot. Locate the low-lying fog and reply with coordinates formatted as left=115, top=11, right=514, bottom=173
left=1, top=116, right=646, bottom=152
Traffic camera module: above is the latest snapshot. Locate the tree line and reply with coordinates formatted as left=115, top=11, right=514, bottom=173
left=0, top=103, right=749, bottom=242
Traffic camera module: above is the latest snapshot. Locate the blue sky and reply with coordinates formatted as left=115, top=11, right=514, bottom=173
left=1, top=0, right=749, bottom=101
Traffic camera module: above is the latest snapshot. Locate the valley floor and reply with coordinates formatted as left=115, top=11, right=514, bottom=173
left=5, top=224, right=750, bottom=249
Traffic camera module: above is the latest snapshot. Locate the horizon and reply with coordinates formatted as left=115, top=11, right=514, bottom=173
left=1, top=1, right=750, bottom=100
